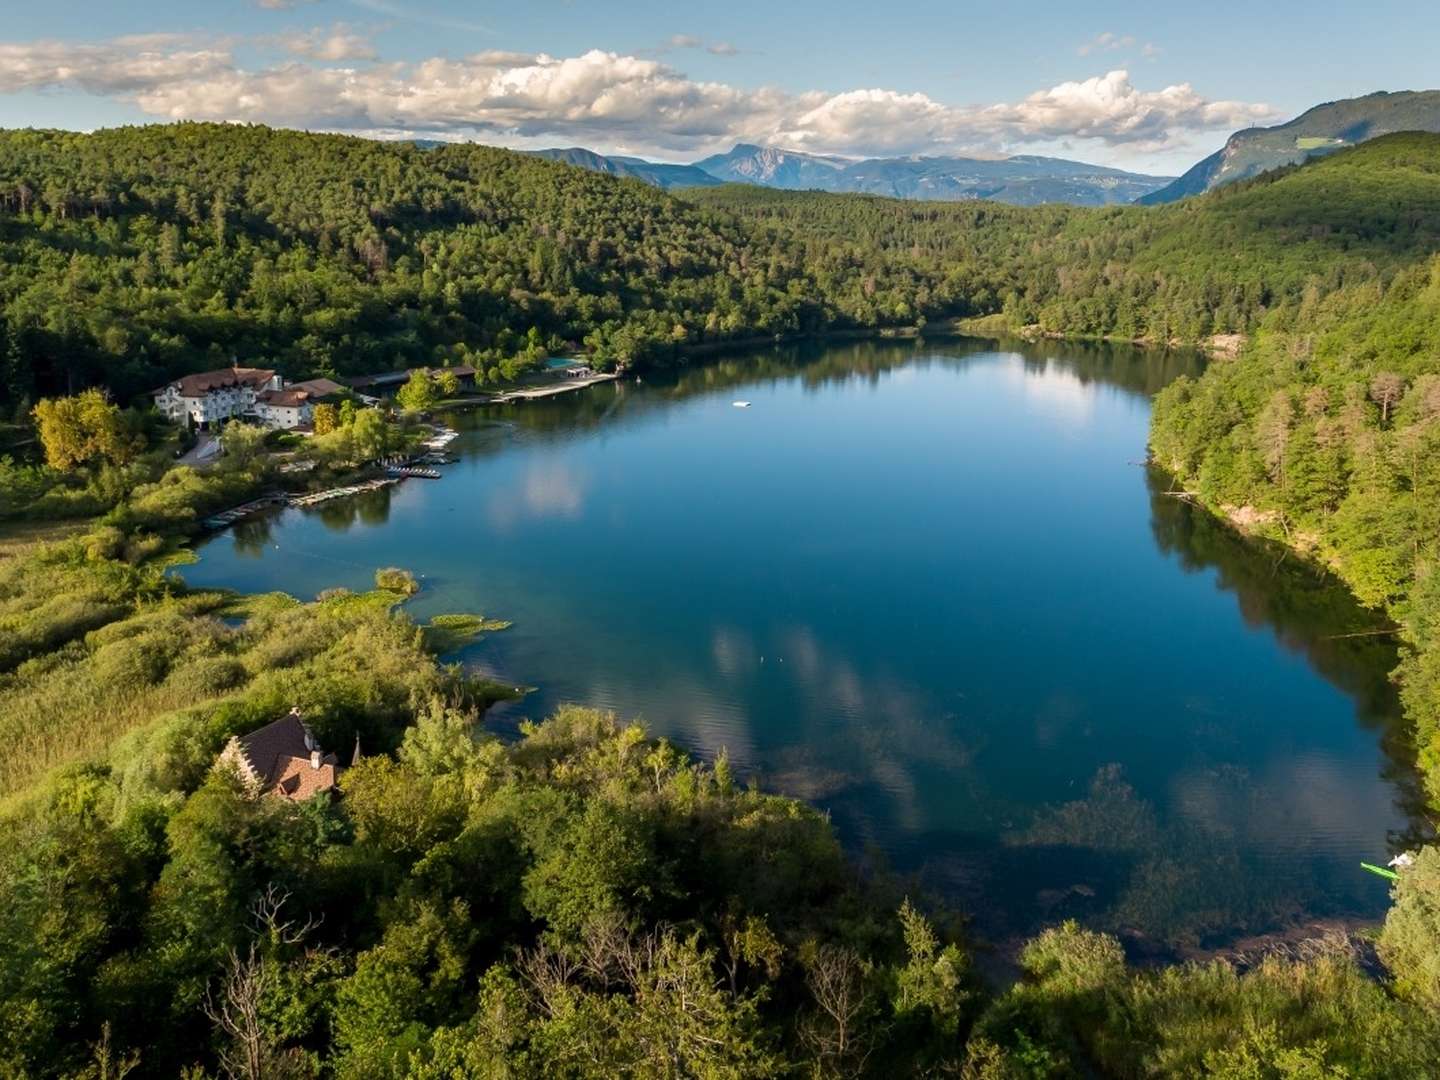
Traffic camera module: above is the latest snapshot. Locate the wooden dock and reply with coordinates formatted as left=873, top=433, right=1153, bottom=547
left=289, top=477, right=399, bottom=508
left=204, top=447, right=455, bottom=534
left=202, top=494, right=286, bottom=530
left=385, top=466, right=442, bottom=479
left=488, top=372, right=618, bottom=404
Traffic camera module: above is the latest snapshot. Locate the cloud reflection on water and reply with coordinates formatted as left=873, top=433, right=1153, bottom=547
left=1000, top=354, right=1100, bottom=428
left=486, top=458, right=589, bottom=531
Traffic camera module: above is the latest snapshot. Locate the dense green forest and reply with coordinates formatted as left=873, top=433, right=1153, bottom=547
left=687, top=133, right=1440, bottom=341
left=1151, top=254, right=1440, bottom=802
left=0, top=122, right=983, bottom=408
left=7, top=126, right=1440, bottom=1075
left=3, top=124, right=1438, bottom=412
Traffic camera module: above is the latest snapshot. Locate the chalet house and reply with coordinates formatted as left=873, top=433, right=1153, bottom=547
left=152, top=366, right=282, bottom=429
left=216, top=708, right=356, bottom=802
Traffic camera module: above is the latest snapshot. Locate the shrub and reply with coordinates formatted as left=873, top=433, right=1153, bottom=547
left=374, top=567, right=419, bottom=596
left=163, top=656, right=249, bottom=700
left=1379, top=847, right=1440, bottom=1009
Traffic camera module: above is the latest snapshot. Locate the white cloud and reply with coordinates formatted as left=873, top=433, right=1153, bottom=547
left=275, top=26, right=378, bottom=63
left=1078, top=32, right=1135, bottom=56
left=472, top=50, right=540, bottom=67
left=779, top=88, right=955, bottom=154
left=644, top=34, right=742, bottom=58
left=0, top=35, right=1274, bottom=164
left=0, top=35, right=235, bottom=96
left=979, top=70, right=1273, bottom=147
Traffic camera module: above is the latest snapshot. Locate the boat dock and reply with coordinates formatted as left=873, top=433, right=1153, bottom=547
left=201, top=494, right=286, bottom=530
left=385, top=466, right=442, bottom=479
left=289, top=477, right=399, bottom=508
left=203, top=435, right=458, bottom=533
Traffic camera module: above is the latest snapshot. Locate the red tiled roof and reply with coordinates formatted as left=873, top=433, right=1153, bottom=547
left=155, top=366, right=275, bottom=398
left=227, top=711, right=341, bottom=800
left=288, top=378, right=346, bottom=398
left=233, top=712, right=312, bottom=787
left=271, top=754, right=341, bottom=801
left=256, top=389, right=312, bottom=408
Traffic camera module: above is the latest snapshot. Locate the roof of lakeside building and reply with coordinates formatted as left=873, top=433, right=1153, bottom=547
left=255, top=388, right=314, bottom=409
left=271, top=754, right=341, bottom=801
left=287, top=377, right=346, bottom=398
left=226, top=710, right=341, bottom=801
left=344, top=371, right=409, bottom=389
left=153, top=366, right=276, bottom=398
left=345, top=365, right=477, bottom=389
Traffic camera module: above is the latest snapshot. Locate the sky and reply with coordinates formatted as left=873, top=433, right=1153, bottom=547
left=0, top=1, right=1435, bottom=175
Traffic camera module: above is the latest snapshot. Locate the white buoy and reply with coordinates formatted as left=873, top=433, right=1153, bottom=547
left=732, top=401, right=752, bottom=408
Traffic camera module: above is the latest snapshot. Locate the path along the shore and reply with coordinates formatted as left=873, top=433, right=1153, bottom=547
left=485, top=372, right=618, bottom=404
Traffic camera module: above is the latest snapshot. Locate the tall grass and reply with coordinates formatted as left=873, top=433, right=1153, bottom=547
left=0, top=540, right=508, bottom=807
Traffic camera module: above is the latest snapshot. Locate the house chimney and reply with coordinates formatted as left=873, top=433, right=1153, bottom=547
left=310, top=749, right=322, bottom=770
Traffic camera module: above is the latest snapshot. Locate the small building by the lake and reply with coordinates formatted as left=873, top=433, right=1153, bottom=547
left=216, top=708, right=352, bottom=802
left=545, top=357, right=594, bottom=378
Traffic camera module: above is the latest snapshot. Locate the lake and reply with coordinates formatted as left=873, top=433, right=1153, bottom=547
left=181, top=337, right=1422, bottom=951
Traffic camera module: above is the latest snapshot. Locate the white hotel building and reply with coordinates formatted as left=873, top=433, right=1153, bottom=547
left=151, top=366, right=319, bottom=430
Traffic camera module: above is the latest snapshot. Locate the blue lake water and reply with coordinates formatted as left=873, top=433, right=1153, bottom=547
left=181, top=338, right=1421, bottom=949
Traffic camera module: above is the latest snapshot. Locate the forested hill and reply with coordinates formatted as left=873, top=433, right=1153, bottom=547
left=688, top=132, right=1440, bottom=342
left=0, top=123, right=979, bottom=407
left=5, top=125, right=1440, bottom=411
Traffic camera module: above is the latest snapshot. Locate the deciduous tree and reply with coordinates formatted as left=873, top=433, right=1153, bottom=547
left=396, top=370, right=436, bottom=413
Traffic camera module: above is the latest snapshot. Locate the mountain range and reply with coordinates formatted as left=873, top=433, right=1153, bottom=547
left=1141, top=89, right=1440, bottom=203
left=528, top=88, right=1440, bottom=208
left=530, top=143, right=1173, bottom=206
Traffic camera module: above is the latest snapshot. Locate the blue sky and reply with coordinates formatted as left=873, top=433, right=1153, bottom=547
left=0, top=1, right=1435, bottom=173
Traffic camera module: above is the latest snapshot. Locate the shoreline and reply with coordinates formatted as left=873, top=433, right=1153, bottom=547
left=428, top=318, right=1204, bottom=420
left=947, top=314, right=1246, bottom=357
left=167, top=343, right=1405, bottom=978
